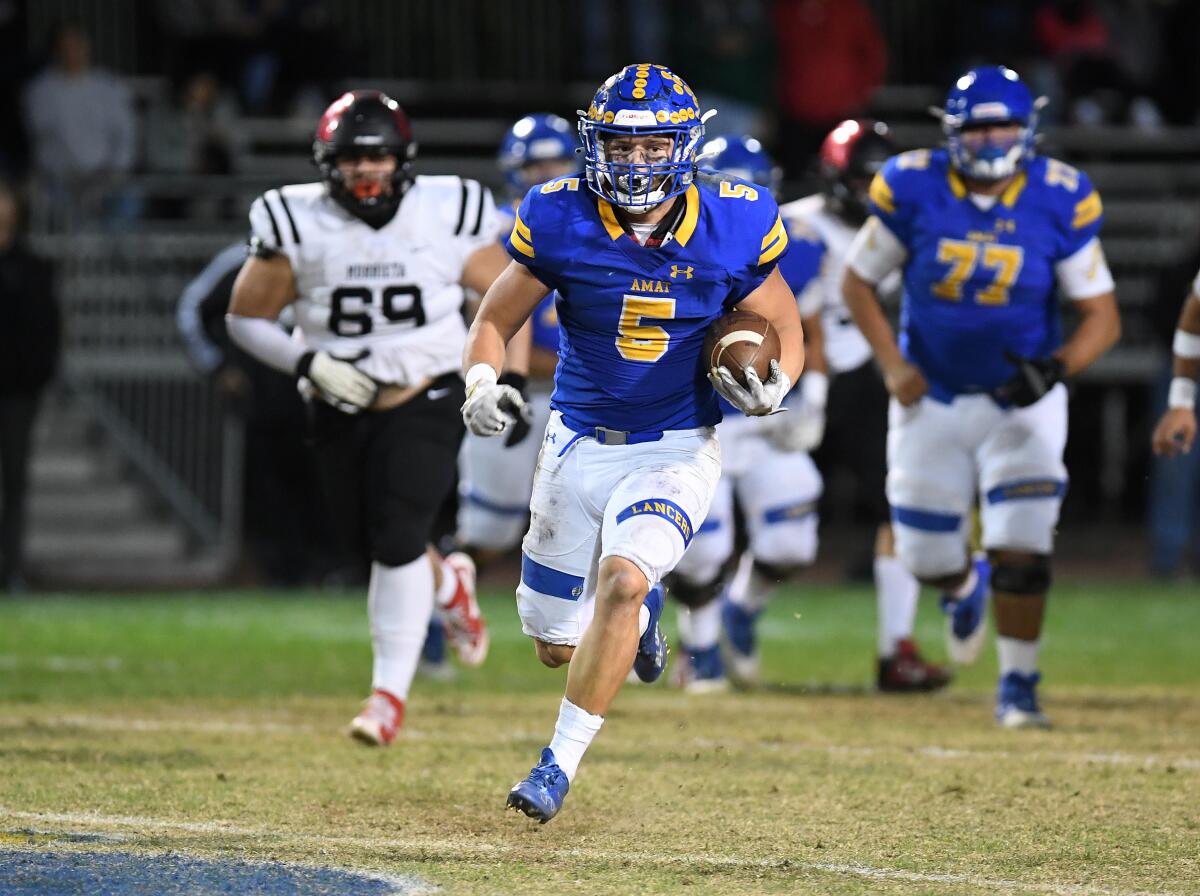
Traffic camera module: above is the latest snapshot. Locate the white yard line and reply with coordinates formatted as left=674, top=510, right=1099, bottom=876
left=0, top=655, right=123, bottom=673
left=2, top=713, right=1197, bottom=771
left=0, top=807, right=1174, bottom=896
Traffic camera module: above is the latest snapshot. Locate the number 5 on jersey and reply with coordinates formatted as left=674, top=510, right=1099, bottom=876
left=616, top=295, right=675, bottom=362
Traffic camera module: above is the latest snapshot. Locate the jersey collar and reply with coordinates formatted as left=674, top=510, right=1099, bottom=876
left=596, top=185, right=700, bottom=247
left=947, top=169, right=1028, bottom=208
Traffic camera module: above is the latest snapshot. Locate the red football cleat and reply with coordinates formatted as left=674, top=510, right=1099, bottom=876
left=349, top=689, right=405, bottom=746
left=877, top=638, right=952, bottom=693
left=440, top=552, right=489, bottom=668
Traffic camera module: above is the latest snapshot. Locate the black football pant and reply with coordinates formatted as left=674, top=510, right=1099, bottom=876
left=309, top=373, right=465, bottom=569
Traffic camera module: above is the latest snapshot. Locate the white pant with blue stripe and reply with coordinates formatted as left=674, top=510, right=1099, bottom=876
left=517, top=411, right=722, bottom=646
left=887, top=384, right=1068, bottom=579
left=673, top=414, right=823, bottom=585
left=456, top=392, right=553, bottom=551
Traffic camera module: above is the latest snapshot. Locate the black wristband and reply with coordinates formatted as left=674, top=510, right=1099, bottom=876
left=295, top=351, right=315, bottom=379
left=498, top=371, right=528, bottom=395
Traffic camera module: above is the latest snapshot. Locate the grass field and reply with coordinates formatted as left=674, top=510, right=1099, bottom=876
left=0, top=582, right=1197, bottom=895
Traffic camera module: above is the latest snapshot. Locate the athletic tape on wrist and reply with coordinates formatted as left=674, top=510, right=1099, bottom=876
left=464, top=363, right=498, bottom=397
left=1173, top=329, right=1200, bottom=360
left=1168, top=377, right=1197, bottom=410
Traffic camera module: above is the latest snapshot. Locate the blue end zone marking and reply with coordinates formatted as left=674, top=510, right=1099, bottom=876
left=762, top=500, right=818, bottom=525
left=464, top=489, right=528, bottom=517
left=521, top=554, right=585, bottom=601
left=985, top=478, right=1067, bottom=504
left=615, top=498, right=694, bottom=546
left=892, top=505, right=961, bottom=533
left=0, top=849, right=422, bottom=895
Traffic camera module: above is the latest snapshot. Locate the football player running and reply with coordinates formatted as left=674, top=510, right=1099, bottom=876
left=456, top=114, right=578, bottom=565
left=775, top=120, right=949, bottom=692
left=665, top=135, right=823, bottom=693
left=463, top=64, right=803, bottom=822
left=1150, top=270, right=1200, bottom=457
left=843, top=67, right=1120, bottom=727
left=227, top=90, right=505, bottom=746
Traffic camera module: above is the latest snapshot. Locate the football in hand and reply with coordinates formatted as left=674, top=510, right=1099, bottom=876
left=702, top=308, right=781, bottom=388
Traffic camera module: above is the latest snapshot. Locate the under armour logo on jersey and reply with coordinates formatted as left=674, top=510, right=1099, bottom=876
left=670, top=265, right=694, bottom=279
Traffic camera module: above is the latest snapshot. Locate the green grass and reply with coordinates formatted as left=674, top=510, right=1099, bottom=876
left=0, top=582, right=1198, bottom=894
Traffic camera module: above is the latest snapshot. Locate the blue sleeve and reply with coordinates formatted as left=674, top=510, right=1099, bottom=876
left=867, top=154, right=919, bottom=245
left=1058, top=168, right=1103, bottom=259
left=503, top=186, right=564, bottom=290
left=731, top=193, right=788, bottom=301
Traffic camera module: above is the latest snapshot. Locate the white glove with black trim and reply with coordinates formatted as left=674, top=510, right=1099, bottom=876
left=297, top=350, right=378, bottom=412
left=461, top=363, right=531, bottom=437
left=768, top=371, right=827, bottom=452
left=709, top=359, right=792, bottom=417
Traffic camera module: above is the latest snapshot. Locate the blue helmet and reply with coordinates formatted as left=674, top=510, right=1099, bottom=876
left=942, top=65, right=1038, bottom=181
left=579, top=63, right=709, bottom=212
left=498, top=113, right=579, bottom=195
left=697, top=135, right=781, bottom=197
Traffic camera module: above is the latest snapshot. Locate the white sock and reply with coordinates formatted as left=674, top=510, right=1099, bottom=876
left=951, top=564, right=978, bottom=600
left=548, top=697, right=604, bottom=781
left=727, top=554, right=773, bottom=614
left=997, top=636, right=1040, bottom=677
left=433, top=557, right=458, bottom=608
left=687, top=599, right=721, bottom=651
left=676, top=604, right=694, bottom=646
left=875, top=555, right=920, bottom=657
left=638, top=602, right=650, bottom=637
left=368, top=557, right=435, bottom=700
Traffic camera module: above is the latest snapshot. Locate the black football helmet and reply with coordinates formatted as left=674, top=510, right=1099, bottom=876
left=818, top=119, right=896, bottom=226
left=312, top=90, right=417, bottom=228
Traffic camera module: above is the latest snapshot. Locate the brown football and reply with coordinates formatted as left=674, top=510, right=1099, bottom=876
left=702, top=308, right=781, bottom=388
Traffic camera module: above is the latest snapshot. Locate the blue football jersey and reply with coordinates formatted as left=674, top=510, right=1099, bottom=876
left=505, top=172, right=788, bottom=431
left=868, top=148, right=1103, bottom=396
left=777, top=222, right=824, bottom=299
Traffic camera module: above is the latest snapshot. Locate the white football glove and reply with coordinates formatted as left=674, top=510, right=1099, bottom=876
left=461, top=364, right=531, bottom=437
left=299, top=351, right=378, bottom=412
left=768, top=372, right=828, bottom=452
left=709, top=359, right=792, bottom=417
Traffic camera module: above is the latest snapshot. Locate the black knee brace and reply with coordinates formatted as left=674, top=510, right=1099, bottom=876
left=990, top=554, right=1052, bottom=595
left=665, top=574, right=722, bottom=609
left=752, top=558, right=800, bottom=584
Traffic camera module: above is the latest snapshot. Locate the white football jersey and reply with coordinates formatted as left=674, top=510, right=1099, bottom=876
left=248, top=175, right=498, bottom=385
left=780, top=194, right=899, bottom=376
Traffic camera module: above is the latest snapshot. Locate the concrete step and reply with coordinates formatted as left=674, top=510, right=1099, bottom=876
left=30, top=450, right=116, bottom=489
left=29, top=483, right=148, bottom=527
left=27, top=523, right=189, bottom=563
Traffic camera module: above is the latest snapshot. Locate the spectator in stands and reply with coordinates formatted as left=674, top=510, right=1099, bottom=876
left=772, top=0, right=887, bottom=175
left=0, top=181, right=60, bottom=592
left=176, top=243, right=340, bottom=587
left=22, top=20, right=138, bottom=230
left=0, top=0, right=31, bottom=182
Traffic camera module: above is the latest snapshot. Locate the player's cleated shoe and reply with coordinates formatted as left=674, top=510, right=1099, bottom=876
left=939, top=554, right=990, bottom=665
left=683, top=644, right=730, bottom=694
left=441, top=552, right=489, bottom=667
left=720, top=597, right=762, bottom=687
left=506, top=747, right=569, bottom=823
left=996, top=671, right=1051, bottom=729
left=877, top=638, right=952, bottom=692
left=348, top=689, right=405, bottom=746
left=417, top=617, right=457, bottom=681
left=632, top=583, right=668, bottom=683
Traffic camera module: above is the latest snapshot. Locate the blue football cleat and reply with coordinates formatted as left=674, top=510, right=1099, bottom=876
left=632, top=583, right=668, bottom=683
left=996, top=670, right=1051, bottom=729
left=720, top=597, right=762, bottom=686
left=506, top=747, right=570, bottom=823
left=939, top=554, right=990, bottom=665
left=683, top=644, right=729, bottom=694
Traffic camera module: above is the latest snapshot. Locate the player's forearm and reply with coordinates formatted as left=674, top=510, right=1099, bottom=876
left=1054, top=291, right=1120, bottom=377
left=775, top=315, right=806, bottom=384
left=843, top=268, right=904, bottom=371
left=1172, top=294, right=1200, bottom=381
left=504, top=320, right=532, bottom=377
left=463, top=317, right=510, bottom=379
